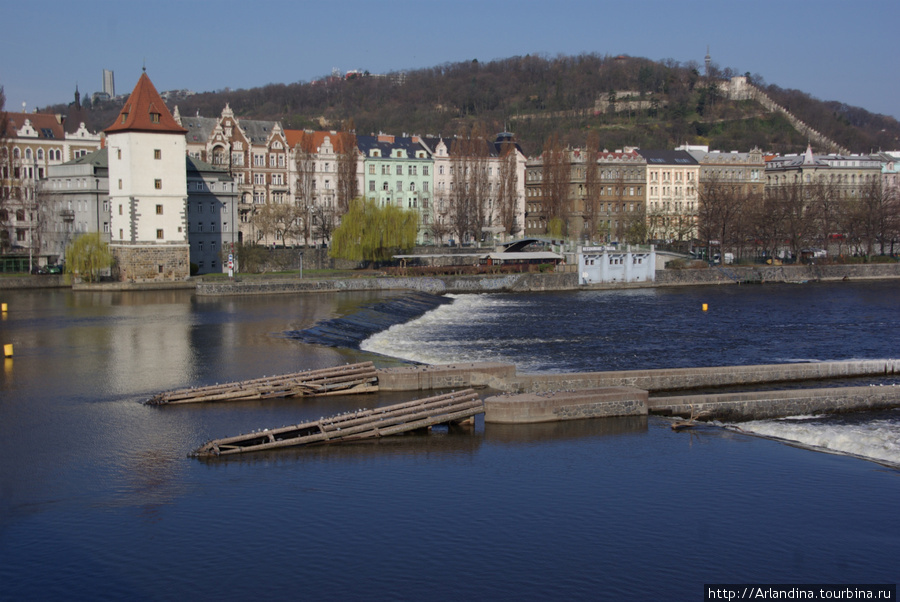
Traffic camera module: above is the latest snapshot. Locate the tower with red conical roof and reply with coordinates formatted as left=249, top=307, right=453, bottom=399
left=105, top=71, right=189, bottom=281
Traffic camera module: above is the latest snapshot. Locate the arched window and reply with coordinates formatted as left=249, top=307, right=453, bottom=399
left=37, top=149, right=44, bottom=160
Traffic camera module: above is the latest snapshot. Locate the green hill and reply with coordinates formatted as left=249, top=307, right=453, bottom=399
left=47, top=53, right=900, bottom=156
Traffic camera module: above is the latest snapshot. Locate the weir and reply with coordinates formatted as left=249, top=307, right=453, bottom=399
left=169, top=359, right=900, bottom=455
left=284, top=292, right=451, bottom=348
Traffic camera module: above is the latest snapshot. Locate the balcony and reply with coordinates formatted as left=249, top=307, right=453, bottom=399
left=59, top=209, right=75, bottom=221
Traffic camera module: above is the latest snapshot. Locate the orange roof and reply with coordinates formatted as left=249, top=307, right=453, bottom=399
left=104, top=72, right=186, bottom=135
left=284, top=129, right=355, bottom=153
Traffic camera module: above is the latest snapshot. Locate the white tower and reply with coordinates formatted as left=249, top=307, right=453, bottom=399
left=105, top=71, right=189, bottom=281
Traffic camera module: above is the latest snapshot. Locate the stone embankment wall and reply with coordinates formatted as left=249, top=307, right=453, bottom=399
left=195, top=272, right=580, bottom=296
left=3, top=262, right=898, bottom=292
left=655, top=263, right=900, bottom=286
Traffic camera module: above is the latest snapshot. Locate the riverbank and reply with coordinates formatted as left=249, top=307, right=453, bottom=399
left=2, top=261, right=899, bottom=293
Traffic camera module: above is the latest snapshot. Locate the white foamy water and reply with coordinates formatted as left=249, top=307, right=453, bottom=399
left=361, top=294, right=562, bottom=371
left=731, top=414, right=900, bottom=467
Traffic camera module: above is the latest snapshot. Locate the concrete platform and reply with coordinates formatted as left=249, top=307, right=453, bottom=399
left=484, top=387, right=648, bottom=424
left=650, top=385, right=900, bottom=422
left=377, top=362, right=517, bottom=391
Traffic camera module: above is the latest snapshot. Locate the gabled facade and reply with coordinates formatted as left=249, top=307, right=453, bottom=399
left=637, top=149, right=700, bottom=242
left=176, top=104, right=289, bottom=246
left=106, top=71, right=190, bottom=281
left=765, top=145, right=883, bottom=199
left=357, top=134, right=432, bottom=243
left=1, top=110, right=102, bottom=269
left=421, top=133, right=526, bottom=246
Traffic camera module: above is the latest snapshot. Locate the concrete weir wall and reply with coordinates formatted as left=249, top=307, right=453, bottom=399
left=484, top=387, right=648, bottom=424
left=377, top=363, right=518, bottom=391
left=651, top=385, right=900, bottom=422
left=504, top=360, right=900, bottom=394
left=377, top=360, right=900, bottom=424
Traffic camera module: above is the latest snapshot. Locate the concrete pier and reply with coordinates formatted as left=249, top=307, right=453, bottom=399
left=649, top=385, right=900, bottom=422
left=484, top=387, right=647, bottom=424
left=377, top=362, right=517, bottom=391
left=501, top=360, right=900, bottom=394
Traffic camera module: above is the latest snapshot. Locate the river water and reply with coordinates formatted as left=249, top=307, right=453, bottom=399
left=1, top=282, right=898, bottom=600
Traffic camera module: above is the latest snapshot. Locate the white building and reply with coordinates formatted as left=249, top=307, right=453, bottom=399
left=106, top=71, right=190, bottom=281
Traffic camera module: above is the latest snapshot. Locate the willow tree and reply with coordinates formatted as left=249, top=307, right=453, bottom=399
left=330, top=198, right=418, bottom=264
left=65, top=232, right=112, bottom=282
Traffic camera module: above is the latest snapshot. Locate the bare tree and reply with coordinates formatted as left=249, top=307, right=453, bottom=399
left=0, top=86, right=10, bottom=252
left=293, top=132, right=316, bottom=245
left=582, top=131, right=601, bottom=243
left=541, top=133, right=570, bottom=237
left=698, top=175, right=743, bottom=259
left=311, top=202, right=337, bottom=247
left=496, top=143, right=520, bottom=239
left=448, top=132, right=474, bottom=246
left=335, top=119, right=358, bottom=216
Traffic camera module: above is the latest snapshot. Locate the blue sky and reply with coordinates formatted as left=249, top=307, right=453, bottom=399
left=2, top=0, right=897, bottom=124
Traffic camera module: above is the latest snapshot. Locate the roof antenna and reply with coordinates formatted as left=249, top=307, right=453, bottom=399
left=142, top=59, right=147, bottom=74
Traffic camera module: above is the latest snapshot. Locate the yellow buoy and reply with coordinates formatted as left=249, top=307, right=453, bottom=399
left=702, top=303, right=708, bottom=312
left=3, top=344, right=12, bottom=358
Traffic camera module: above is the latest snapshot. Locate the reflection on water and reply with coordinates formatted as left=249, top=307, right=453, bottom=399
left=485, top=415, right=647, bottom=444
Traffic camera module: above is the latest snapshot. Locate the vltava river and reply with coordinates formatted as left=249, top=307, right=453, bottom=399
left=1, top=282, right=898, bottom=600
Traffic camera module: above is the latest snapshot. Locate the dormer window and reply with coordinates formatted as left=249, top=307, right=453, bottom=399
left=150, top=113, right=161, bottom=124
left=121, top=113, right=128, bottom=124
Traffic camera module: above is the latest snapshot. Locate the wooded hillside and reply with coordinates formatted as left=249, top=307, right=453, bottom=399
left=48, top=53, right=900, bottom=156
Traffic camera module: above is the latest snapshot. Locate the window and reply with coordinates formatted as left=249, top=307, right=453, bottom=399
left=118, top=204, right=123, bottom=215
left=423, top=182, right=429, bottom=192
left=156, top=229, right=164, bottom=239
left=396, top=181, right=403, bottom=192
left=117, top=149, right=122, bottom=160
left=396, top=165, right=402, bottom=175
left=369, top=165, right=375, bottom=175
left=410, top=182, right=416, bottom=192
left=154, top=179, right=162, bottom=189
left=150, top=113, right=160, bottom=123
left=369, top=180, right=375, bottom=192
left=156, top=205, right=163, bottom=215
left=118, top=179, right=123, bottom=190
left=154, top=149, right=161, bottom=160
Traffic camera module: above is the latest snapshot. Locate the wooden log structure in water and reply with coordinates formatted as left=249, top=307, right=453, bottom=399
left=191, top=389, right=483, bottom=458
left=146, top=362, right=378, bottom=405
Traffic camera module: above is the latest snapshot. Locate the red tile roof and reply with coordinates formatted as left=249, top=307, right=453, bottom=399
left=104, top=72, right=186, bottom=135
left=284, top=129, right=355, bottom=153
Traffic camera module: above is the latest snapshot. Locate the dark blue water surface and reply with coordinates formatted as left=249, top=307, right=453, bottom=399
left=0, top=282, right=898, bottom=600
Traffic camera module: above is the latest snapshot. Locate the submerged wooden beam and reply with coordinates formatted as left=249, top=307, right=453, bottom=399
left=147, top=362, right=378, bottom=405
left=191, top=389, right=483, bottom=458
